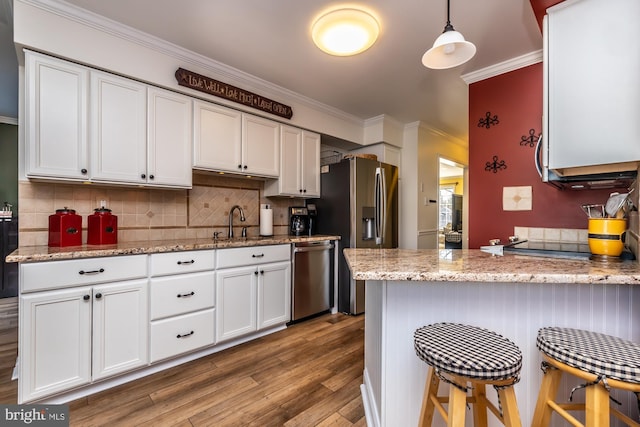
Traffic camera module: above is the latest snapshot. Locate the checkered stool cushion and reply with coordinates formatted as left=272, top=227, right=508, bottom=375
left=414, top=323, right=522, bottom=381
left=536, top=327, right=640, bottom=384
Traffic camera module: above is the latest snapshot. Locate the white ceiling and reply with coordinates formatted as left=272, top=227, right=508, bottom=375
left=2, top=0, right=543, bottom=141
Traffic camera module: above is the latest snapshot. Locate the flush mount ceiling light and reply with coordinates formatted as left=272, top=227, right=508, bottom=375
left=422, top=0, right=476, bottom=69
left=312, top=8, right=380, bottom=56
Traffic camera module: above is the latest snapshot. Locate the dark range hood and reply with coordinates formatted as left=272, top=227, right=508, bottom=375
left=545, top=169, right=637, bottom=190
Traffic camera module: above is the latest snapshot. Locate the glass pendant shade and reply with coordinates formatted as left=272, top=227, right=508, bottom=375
left=422, top=29, right=476, bottom=69
left=422, top=0, right=476, bottom=69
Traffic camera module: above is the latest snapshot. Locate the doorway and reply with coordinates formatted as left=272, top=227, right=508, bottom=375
left=438, top=157, right=465, bottom=249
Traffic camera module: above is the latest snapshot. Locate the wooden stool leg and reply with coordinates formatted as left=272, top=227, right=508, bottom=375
left=531, top=366, right=563, bottom=427
left=472, top=383, right=489, bottom=427
left=448, top=375, right=468, bottom=427
left=585, top=383, right=609, bottom=427
left=418, top=366, right=440, bottom=427
left=497, top=386, right=522, bottom=427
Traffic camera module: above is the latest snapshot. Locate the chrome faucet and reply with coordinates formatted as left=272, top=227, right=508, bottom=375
left=228, top=205, right=246, bottom=238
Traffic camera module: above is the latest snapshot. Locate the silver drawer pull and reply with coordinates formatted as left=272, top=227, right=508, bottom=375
left=176, top=331, right=194, bottom=339
left=79, top=268, right=105, bottom=275
left=177, top=292, right=195, bottom=298
left=251, top=254, right=264, bottom=258
left=177, top=260, right=195, bottom=265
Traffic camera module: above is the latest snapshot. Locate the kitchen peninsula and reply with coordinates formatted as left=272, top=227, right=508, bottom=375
left=344, top=248, right=640, bottom=427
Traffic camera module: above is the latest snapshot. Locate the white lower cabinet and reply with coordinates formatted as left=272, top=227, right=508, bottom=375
left=149, top=250, right=216, bottom=363
left=216, top=245, right=291, bottom=343
left=150, top=309, right=215, bottom=363
left=19, top=279, right=148, bottom=403
left=17, top=245, right=293, bottom=403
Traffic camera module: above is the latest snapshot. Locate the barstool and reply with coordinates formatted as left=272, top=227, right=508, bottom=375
left=413, top=322, right=523, bottom=427
left=532, top=327, right=640, bottom=427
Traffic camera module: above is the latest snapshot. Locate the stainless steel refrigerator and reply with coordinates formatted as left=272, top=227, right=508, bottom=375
left=312, top=157, right=398, bottom=315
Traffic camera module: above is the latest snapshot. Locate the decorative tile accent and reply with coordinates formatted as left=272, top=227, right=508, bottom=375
left=188, top=185, right=259, bottom=227
left=502, top=186, right=532, bottom=211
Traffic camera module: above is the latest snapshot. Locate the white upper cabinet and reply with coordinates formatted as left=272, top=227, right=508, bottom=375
left=25, top=50, right=89, bottom=180
left=545, top=0, right=640, bottom=172
left=264, top=126, right=320, bottom=198
left=147, top=87, right=193, bottom=188
left=193, top=100, right=242, bottom=172
left=193, top=103, right=279, bottom=178
left=241, top=114, right=280, bottom=177
left=25, top=51, right=192, bottom=188
left=300, top=130, right=321, bottom=197
left=90, top=70, right=147, bottom=184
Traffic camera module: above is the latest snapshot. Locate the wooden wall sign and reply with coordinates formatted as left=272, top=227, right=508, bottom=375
left=175, top=68, right=293, bottom=119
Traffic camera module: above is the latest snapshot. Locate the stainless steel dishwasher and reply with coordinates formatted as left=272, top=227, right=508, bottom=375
left=291, top=240, right=334, bottom=322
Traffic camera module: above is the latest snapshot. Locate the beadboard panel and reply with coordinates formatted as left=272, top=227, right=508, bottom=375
left=363, top=280, right=639, bottom=427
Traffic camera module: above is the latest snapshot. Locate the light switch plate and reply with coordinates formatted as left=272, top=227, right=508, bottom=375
left=503, top=186, right=532, bottom=211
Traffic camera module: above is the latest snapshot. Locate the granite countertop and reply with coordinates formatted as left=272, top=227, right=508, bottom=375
left=344, top=248, right=640, bottom=285
left=6, top=234, right=340, bottom=263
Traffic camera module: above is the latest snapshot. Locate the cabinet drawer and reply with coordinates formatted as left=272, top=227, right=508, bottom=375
left=150, top=309, right=215, bottom=362
left=150, top=271, right=215, bottom=320
left=216, top=244, right=290, bottom=269
left=21, top=255, right=148, bottom=293
left=149, top=250, right=215, bottom=276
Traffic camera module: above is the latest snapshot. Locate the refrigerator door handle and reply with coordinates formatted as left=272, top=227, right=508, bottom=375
left=374, top=167, right=386, bottom=245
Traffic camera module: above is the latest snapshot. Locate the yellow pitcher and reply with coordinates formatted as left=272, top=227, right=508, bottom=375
left=588, top=218, right=627, bottom=257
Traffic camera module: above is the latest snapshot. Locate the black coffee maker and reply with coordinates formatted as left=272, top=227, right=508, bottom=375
left=306, top=204, right=317, bottom=235
left=289, top=206, right=309, bottom=236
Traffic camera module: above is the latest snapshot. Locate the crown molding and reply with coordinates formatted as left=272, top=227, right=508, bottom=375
left=461, top=50, right=543, bottom=85
left=404, top=121, right=467, bottom=148
left=18, top=0, right=364, bottom=126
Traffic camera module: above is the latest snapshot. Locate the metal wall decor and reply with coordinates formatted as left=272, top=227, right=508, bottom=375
left=520, top=128, right=540, bottom=147
left=485, top=155, right=507, bottom=173
left=478, top=111, right=499, bottom=129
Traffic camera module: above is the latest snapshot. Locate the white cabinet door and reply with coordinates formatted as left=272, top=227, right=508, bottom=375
left=264, top=128, right=320, bottom=198
left=301, top=131, right=321, bottom=197
left=193, top=100, right=242, bottom=173
left=546, top=0, right=640, bottom=170
left=25, top=51, right=89, bottom=180
left=90, top=70, right=147, bottom=184
left=19, top=287, right=92, bottom=403
left=92, top=280, right=148, bottom=380
left=242, top=114, right=280, bottom=177
left=257, top=261, right=291, bottom=329
left=215, top=265, right=257, bottom=342
left=278, top=125, right=302, bottom=196
left=147, top=87, right=193, bottom=188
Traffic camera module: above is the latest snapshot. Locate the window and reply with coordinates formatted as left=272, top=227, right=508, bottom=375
left=439, top=185, right=455, bottom=231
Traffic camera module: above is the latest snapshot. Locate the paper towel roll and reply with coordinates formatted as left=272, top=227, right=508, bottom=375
left=260, top=208, right=273, bottom=236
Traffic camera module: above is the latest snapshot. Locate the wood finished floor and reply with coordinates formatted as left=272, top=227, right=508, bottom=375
left=0, top=313, right=366, bottom=426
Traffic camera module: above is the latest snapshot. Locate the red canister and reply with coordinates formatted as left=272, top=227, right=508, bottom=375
left=87, top=207, right=118, bottom=245
left=48, top=207, right=82, bottom=247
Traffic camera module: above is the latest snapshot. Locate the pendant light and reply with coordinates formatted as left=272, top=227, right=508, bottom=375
left=422, top=0, right=476, bottom=69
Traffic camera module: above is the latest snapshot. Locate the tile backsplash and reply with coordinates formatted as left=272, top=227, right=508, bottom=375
left=513, top=226, right=590, bottom=252
left=18, top=173, right=303, bottom=246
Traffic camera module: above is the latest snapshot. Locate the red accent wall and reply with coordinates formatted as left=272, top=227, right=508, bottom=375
left=530, top=0, right=565, bottom=30
left=468, top=63, right=627, bottom=248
